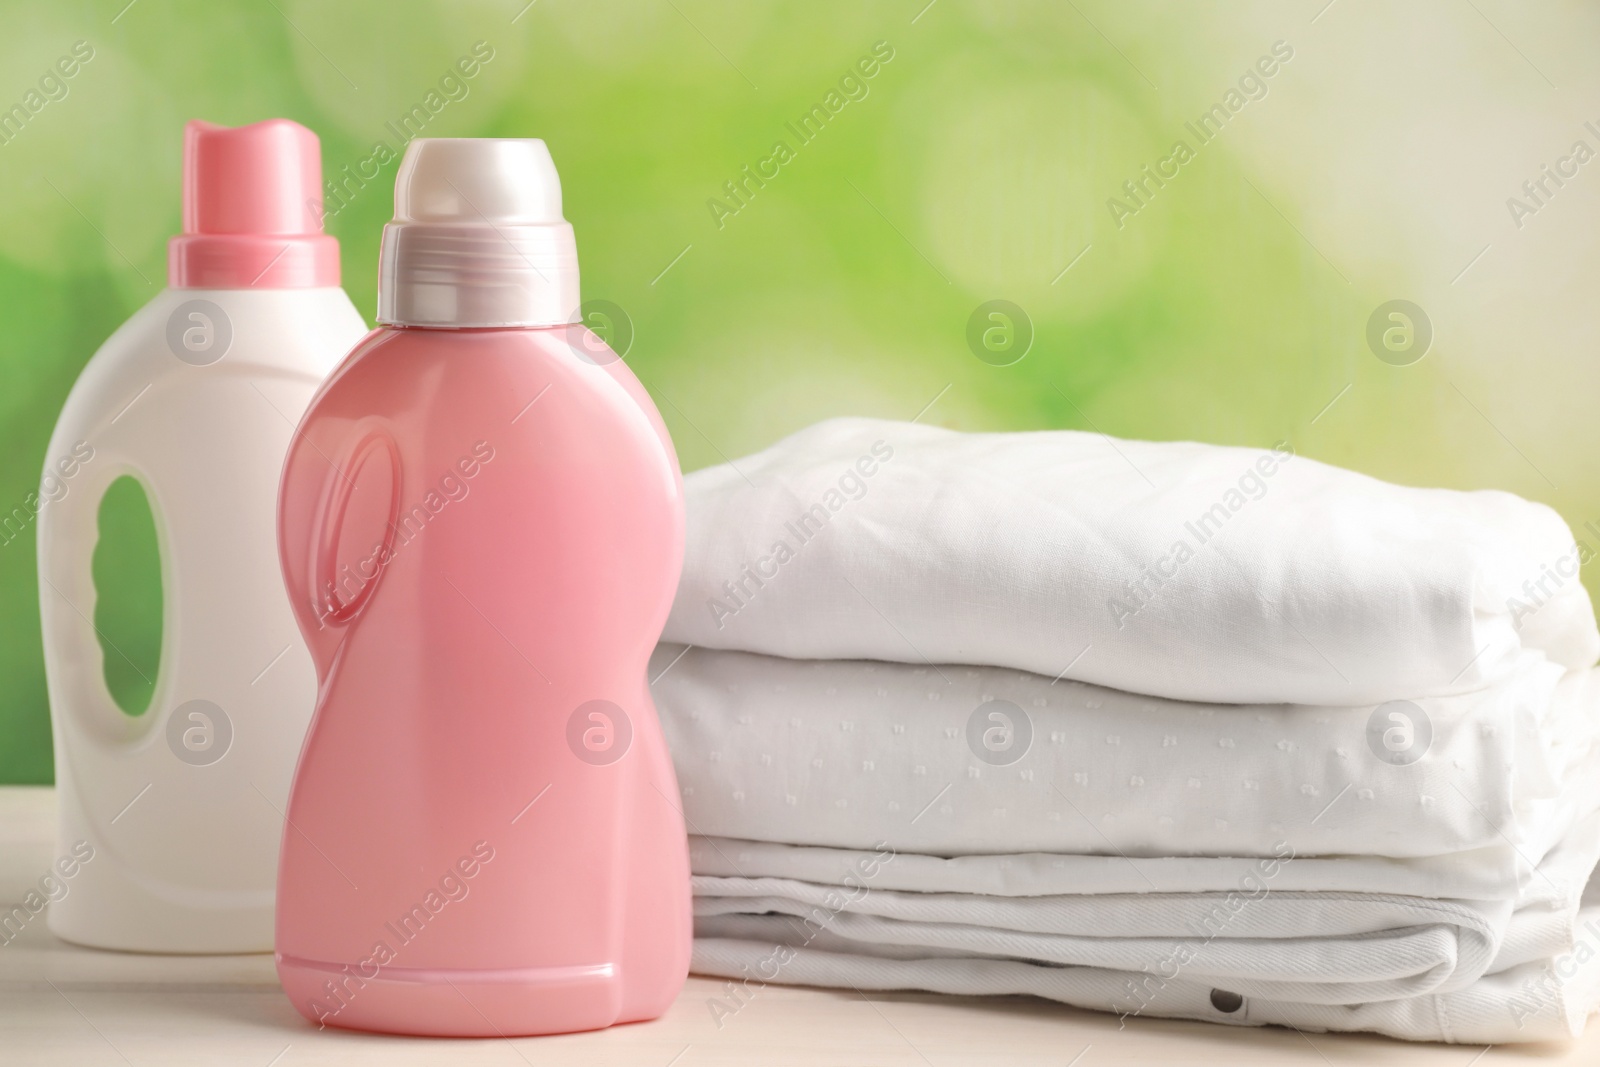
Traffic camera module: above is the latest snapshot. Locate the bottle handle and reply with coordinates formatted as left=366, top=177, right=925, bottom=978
left=280, top=423, right=401, bottom=674
left=38, top=449, right=162, bottom=743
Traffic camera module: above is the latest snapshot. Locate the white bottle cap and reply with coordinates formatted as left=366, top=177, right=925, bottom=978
left=378, top=138, right=581, bottom=328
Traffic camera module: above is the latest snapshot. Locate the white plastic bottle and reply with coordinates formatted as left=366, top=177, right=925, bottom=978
left=38, top=118, right=368, bottom=952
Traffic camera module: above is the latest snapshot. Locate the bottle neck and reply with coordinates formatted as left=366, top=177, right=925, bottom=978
left=168, top=232, right=340, bottom=288
left=380, top=322, right=569, bottom=333
left=375, top=219, right=580, bottom=328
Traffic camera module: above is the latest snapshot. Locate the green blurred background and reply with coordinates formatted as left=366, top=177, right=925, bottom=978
left=3, top=0, right=1598, bottom=781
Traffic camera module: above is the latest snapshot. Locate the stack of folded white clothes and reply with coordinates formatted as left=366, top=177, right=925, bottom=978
left=650, top=417, right=1600, bottom=1043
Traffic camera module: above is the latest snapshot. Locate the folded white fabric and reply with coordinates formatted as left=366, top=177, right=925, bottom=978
left=656, top=419, right=1600, bottom=1043
left=653, top=644, right=1600, bottom=1041
left=691, top=809, right=1600, bottom=1042
left=693, top=885, right=1512, bottom=1005
left=688, top=806, right=1600, bottom=1023
left=687, top=816, right=1600, bottom=976
left=664, top=418, right=1599, bottom=706
left=654, top=645, right=1598, bottom=869
left=693, top=905, right=1600, bottom=1045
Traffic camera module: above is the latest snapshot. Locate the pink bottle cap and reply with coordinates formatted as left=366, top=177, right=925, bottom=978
left=167, top=118, right=340, bottom=289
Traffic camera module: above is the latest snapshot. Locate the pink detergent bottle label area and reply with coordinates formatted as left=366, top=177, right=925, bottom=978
left=273, top=138, right=691, bottom=1037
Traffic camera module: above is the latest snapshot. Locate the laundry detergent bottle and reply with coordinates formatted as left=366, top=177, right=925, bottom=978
left=39, top=119, right=368, bottom=952
left=273, top=138, right=691, bottom=1035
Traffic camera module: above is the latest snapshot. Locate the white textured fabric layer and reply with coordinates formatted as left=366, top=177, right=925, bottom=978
left=689, top=814, right=1600, bottom=1044
left=664, top=418, right=1599, bottom=706
left=692, top=917, right=1600, bottom=1044
left=690, top=809, right=1600, bottom=1005
left=685, top=834, right=1568, bottom=909
left=654, top=645, right=1599, bottom=864
left=693, top=891, right=1508, bottom=1005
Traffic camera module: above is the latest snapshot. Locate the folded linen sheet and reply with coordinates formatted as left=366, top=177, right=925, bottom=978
left=692, top=910, right=1600, bottom=1044
left=689, top=814, right=1600, bottom=979
left=652, top=644, right=1600, bottom=868
left=693, top=887, right=1510, bottom=1005
left=654, top=644, right=1600, bottom=1041
left=658, top=418, right=1600, bottom=1042
left=664, top=418, right=1599, bottom=706
left=686, top=793, right=1600, bottom=1043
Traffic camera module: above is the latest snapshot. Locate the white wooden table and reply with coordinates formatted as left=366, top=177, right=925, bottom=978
left=3, top=786, right=1597, bottom=1065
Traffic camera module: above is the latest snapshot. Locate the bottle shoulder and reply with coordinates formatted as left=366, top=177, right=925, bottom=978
left=67, top=288, right=363, bottom=387
left=317, top=326, right=631, bottom=412
left=48, top=288, right=368, bottom=454
left=300, top=326, right=681, bottom=492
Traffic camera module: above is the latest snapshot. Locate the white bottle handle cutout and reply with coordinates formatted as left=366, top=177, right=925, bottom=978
left=40, top=455, right=167, bottom=746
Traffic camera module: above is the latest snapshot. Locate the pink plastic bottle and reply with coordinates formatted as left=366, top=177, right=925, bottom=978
left=273, top=138, right=690, bottom=1036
